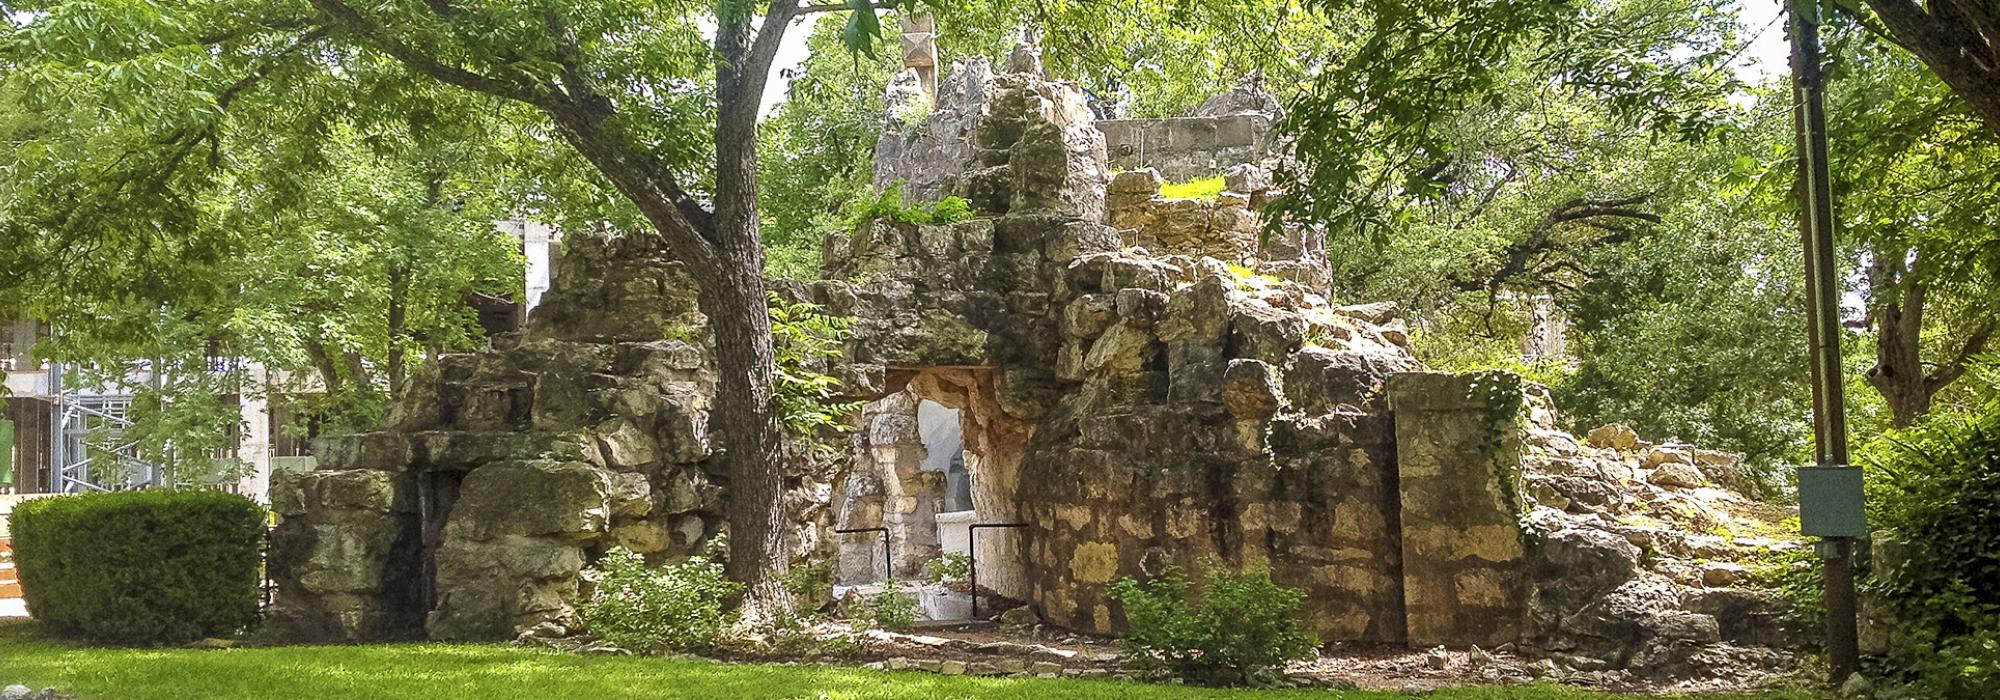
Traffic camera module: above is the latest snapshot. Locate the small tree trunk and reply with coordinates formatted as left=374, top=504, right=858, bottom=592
left=1864, top=249, right=1932, bottom=429
left=387, top=263, right=409, bottom=395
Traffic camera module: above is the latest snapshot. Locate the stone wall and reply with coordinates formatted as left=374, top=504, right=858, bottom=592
left=839, top=60, right=1426, bottom=641
left=1098, top=115, right=1274, bottom=184
left=1388, top=372, right=1532, bottom=647
left=271, top=60, right=1801, bottom=683
left=269, top=233, right=822, bottom=643
left=832, top=391, right=945, bottom=582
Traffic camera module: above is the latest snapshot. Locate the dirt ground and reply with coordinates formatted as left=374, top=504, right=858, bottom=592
left=813, top=621, right=1809, bottom=694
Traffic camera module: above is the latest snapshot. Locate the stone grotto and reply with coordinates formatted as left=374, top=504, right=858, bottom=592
left=266, top=54, right=1805, bottom=680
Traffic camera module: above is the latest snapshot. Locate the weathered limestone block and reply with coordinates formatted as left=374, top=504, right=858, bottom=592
left=266, top=468, right=424, bottom=643
left=444, top=461, right=611, bottom=542
left=1586, top=423, right=1641, bottom=450
left=1284, top=346, right=1414, bottom=413
left=428, top=535, right=587, bottom=641
left=607, top=472, right=653, bottom=518
left=1220, top=359, right=1283, bottom=419
left=1388, top=371, right=1531, bottom=647
left=311, top=432, right=413, bottom=472
left=595, top=417, right=659, bottom=470
left=1098, top=114, right=1274, bottom=183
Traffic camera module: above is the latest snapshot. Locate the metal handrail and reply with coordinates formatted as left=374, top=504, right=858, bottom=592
left=835, top=526, right=893, bottom=583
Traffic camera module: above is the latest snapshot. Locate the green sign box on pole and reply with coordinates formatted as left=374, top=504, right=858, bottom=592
left=1797, top=465, right=1866, bottom=538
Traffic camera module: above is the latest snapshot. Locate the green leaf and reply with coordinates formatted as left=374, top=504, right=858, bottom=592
left=841, top=0, right=883, bottom=58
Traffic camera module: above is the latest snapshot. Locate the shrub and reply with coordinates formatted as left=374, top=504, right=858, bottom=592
left=921, top=554, right=971, bottom=589
left=9, top=489, right=266, bottom=645
left=1108, top=564, right=1320, bottom=686
left=846, top=182, right=976, bottom=228
left=577, top=545, right=742, bottom=654
left=850, top=589, right=918, bottom=632
left=1862, top=405, right=2000, bottom=696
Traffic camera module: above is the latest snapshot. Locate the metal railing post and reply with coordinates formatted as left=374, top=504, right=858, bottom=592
left=835, top=526, right=893, bottom=582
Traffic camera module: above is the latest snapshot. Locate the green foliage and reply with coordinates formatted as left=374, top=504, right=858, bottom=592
left=780, top=560, right=835, bottom=602
left=8, top=490, right=265, bottom=645
left=939, top=0, right=1342, bottom=118
left=1861, top=406, right=2000, bottom=695
left=846, top=184, right=976, bottom=228
left=768, top=294, right=859, bottom=455
left=577, top=545, right=743, bottom=654
left=1158, top=176, right=1227, bottom=201
left=851, top=589, right=918, bottom=632
left=1, top=3, right=528, bottom=447
left=1743, top=537, right=1824, bottom=630
left=921, top=553, right=971, bottom=588
left=758, top=15, right=900, bottom=280
left=1277, top=0, right=1744, bottom=239
left=1108, top=565, right=1319, bottom=687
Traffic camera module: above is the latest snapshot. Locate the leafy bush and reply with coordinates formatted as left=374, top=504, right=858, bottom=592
left=769, top=294, right=858, bottom=456
left=1108, top=564, right=1320, bottom=686
left=1862, top=405, right=2000, bottom=696
left=921, top=554, right=971, bottom=589
left=577, top=545, right=743, bottom=654
left=846, top=183, right=976, bottom=228
left=850, top=589, right=918, bottom=632
left=9, top=490, right=265, bottom=645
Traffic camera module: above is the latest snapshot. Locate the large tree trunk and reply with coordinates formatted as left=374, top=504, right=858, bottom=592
left=709, top=0, right=797, bottom=614
left=1865, top=0, right=2000, bottom=138
left=1863, top=247, right=1998, bottom=428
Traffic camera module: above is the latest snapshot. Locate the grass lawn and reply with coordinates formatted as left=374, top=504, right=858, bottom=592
left=0, top=621, right=1821, bottom=700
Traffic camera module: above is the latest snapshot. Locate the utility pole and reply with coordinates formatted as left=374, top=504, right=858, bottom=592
left=1787, top=0, right=1862, bottom=684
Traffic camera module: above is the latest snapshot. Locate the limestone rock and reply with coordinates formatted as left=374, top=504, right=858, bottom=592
left=607, top=472, right=653, bottom=518
left=1004, top=39, right=1042, bottom=76
left=1646, top=462, right=1707, bottom=489
left=1188, top=82, right=1284, bottom=120
left=1221, top=359, right=1283, bottom=419
left=595, top=418, right=659, bottom=470
left=445, top=461, right=611, bottom=541
left=1532, top=527, right=1642, bottom=606
left=1699, top=562, right=1746, bottom=587
left=1586, top=423, right=1640, bottom=451
left=997, top=605, right=1039, bottom=627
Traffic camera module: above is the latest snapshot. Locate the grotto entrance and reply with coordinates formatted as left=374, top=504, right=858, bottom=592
left=831, top=368, right=1031, bottom=620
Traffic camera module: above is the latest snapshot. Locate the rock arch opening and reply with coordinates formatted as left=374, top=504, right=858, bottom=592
left=831, top=367, right=1031, bottom=617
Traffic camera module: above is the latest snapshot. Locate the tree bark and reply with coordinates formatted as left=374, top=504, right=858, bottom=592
left=1863, top=249, right=1931, bottom=428
left=709, top=0, right=803, bottom=615
left=307, top=0, right=813, bottom=613
left=1862, top=248, right=1996, bottom=427
left=387, top=262, right=409, bottom=395
left=1864, top=0, right=2000, bottom=138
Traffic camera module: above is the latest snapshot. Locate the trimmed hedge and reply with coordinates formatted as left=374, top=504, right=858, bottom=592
left=9, top=489, right=266, bottom=645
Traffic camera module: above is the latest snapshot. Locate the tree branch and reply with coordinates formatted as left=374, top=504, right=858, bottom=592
left=305, top=0, right=547, bottom=103
left=1925, top=316, right=1997, bottom=392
